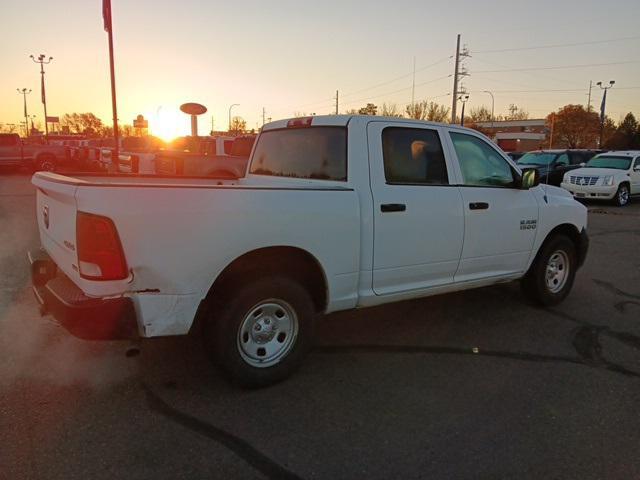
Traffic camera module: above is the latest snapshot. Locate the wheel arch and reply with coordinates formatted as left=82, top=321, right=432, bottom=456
left=528, top=222, right=584, bottom=272
left=191, top=246, right=329, bottom=333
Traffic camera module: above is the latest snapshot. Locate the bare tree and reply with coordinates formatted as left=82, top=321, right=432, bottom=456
left=380, top=103, right=403, bottom=117
left=229, top=116, right=247, bottom=135
left=425, top=102, right=450, bottom=123
left=468, top=106, right=493, bottom=123
left=406, top=101, right=428, bottom=120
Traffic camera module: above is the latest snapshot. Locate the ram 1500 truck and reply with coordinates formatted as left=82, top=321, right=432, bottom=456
left=30, top=115, right=589, bottom=387
left=0, top=133, right=70, bottom=171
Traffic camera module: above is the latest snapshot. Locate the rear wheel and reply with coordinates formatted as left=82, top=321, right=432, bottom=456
left=204, top=276, right=315, bottom=388
left=521, top=234, right=577, bottom=306
left=614, top=183, right=630, bottom=207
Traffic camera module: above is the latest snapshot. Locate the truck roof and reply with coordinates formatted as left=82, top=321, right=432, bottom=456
left=596, top=150, right=640, bottom=157
left=262, top=114, right=472, bottom=132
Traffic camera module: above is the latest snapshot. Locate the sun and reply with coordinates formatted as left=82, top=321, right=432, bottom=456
left=150, top=108, right=186, bottom=142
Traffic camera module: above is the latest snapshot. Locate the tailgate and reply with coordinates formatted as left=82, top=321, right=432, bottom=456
left=32, top=173, right=80, bottom=284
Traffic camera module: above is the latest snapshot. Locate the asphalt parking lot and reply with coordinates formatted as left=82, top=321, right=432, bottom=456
left=1, top=171, right=639, bottom=480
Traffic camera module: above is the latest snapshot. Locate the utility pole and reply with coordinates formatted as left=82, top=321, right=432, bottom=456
left=335, top=90, right=339, bottom=115
left=17, top=88, right=32, bottom=137
left=597, top=80, right=615, bottom=147
left=548, top=113, right=555, bottom=149
left=451, top=35, right=461, bottom=123
left=29, top=54, right=53, bottom=141
left=102, top=0, right=120, bottom=170
left=587, top=80, right=593, bottom=112
left=411, top=56, right=416, bottom=109
left=451, top=35, right=470, bottom=124
left=262, top=107, right=266, bottom=126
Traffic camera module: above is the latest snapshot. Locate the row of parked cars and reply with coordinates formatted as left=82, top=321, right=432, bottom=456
left=508, top=149, right=640, bottom=206
left=0, top=132, right=256, bottom=180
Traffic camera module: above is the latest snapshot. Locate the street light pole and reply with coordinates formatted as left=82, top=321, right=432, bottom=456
left=483, top=90, right=495, bottom=129
left=29, top=54, right=53, bottom=141
left=597, top=80, right=615, bottom=147
left=228, top=104, right=240, bottom=133
left=17, top=88, right=32, bottom=137
left=459, top=95, right=469, bottom=126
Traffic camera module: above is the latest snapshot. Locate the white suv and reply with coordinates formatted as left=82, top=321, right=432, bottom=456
left=560, top=151, right=640, bottom=206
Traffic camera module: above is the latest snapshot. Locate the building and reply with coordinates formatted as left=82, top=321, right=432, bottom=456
left=475, top=119, right=547, bottom=152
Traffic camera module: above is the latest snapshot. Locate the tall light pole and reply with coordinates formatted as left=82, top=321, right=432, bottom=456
left=17, top=88, right=32, bottom=137
left=459, top=95, right=469, bottom=126
left=228, top=104, right=239, bottom=133
left=597, top=80, right=615, bottom=147
left=30, top=54, right=53, bottom=141
left=483, top=90, right=495, bottom=129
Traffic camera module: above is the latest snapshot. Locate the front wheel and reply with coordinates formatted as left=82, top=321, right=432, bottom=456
left=204, top=276, right=315, bottom=388
left=614, top=183, right=630, bottom=207
left=521, top=234, right=577, bottom=306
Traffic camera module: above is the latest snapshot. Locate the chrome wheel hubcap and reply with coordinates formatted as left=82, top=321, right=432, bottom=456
left=237, top=299, right=298, bottom=368
left=619, top=187, right=629, bottom=205
left=545, top=250, right=569, bottom=294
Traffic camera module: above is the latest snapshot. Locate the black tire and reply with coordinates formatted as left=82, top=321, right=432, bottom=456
left=521, top=234, right=577, bottom=306
left=614, top=183, right=630, bottom=207
left=35, top=154, right=56, bottom=172
left=204, top=276, right=315, bottom=388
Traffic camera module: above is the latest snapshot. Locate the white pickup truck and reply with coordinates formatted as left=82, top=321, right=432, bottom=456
left=30, top=115, right=589, bottom=387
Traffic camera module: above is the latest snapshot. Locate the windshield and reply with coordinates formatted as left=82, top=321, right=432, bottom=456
left=585, top=156, right=632, bottom=170
left=516, top=152, right=557, bottom=166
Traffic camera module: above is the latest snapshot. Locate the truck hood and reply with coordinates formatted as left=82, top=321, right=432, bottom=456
left=567, top=167, right=627, bottom=177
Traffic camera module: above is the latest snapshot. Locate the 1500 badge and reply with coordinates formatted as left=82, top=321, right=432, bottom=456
left=520, top=219, right=537, bottom=230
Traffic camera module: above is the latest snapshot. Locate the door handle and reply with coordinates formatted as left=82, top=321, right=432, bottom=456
left=380, top=203, right=406, bottom=213
left=469, top=202, right=489, bottom=210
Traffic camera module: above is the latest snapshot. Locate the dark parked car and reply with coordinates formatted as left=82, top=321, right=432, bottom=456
left=516, top=149, right=604, bottom=186
left=507, top=151, right=526, bottom=161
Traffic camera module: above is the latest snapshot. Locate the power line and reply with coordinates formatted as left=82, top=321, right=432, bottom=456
left=339, top=56, right=451, bottom=99
left=339, top=74, right=452, bottom=107
left=473, top=35, right=640, bottom=54
left=474, top=60, right=640, bottom=74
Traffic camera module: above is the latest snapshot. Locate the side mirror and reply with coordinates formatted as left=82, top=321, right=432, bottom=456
left=518, top=168, right=540, bottom=190
left=579, top=162, right=586, bottom=167
left=634, top=166, right=640, bottom=172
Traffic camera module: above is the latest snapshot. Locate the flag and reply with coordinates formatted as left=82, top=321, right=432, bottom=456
left=103, top=0, right=112, bottom=32
left=599, top=89, right=607, bottom=126
left=41, top=74, right=46, bottom=105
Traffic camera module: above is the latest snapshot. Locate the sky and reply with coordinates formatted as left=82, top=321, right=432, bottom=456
left=1, top=0, right=639, bottom=139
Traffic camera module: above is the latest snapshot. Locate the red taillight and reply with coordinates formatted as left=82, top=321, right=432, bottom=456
left=287, top=117, right=313, bottom=128
left=76, top=212, right=128, bottom=280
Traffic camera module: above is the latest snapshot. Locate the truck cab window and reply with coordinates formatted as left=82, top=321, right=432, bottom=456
left=382, top=127, right=448, bottom=185
left=450, top=132, right=515, bottom=187
left=250, top=127, right=347, bottom=181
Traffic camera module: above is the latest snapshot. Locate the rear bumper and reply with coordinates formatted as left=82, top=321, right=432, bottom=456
left=29, top=250, right=139, bottom=340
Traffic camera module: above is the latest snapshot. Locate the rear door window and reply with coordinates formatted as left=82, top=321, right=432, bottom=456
left=250, top=127, right=347, bottom=181
left=382, top=127, right=449, bottom=184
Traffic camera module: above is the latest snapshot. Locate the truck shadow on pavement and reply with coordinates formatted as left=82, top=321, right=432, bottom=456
left=137, top=282, right=640, bottom=480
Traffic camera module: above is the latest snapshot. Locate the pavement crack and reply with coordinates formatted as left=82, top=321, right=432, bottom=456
left=593, top=278, right=640, bottom=300
left=314, top=343, right=640, bottom=379
left=615, top=301, right=640, bottom=313
left=141, top=383, right=304, bottom=480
